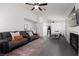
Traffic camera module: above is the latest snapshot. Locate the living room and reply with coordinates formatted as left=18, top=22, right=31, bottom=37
left=0, top=2, right=79, bottom=56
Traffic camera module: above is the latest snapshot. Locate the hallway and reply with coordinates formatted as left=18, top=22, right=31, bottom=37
left=36, top=36, right=77, bottom=56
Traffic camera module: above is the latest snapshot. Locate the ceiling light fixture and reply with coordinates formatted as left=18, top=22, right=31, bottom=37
left=34, top=5, right=39, bottom=9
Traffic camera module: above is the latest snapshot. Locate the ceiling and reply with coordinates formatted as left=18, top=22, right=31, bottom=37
left=24, top=3, right=75, bottom=22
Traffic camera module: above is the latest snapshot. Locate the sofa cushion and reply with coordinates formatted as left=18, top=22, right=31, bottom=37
left=30, top=35, right=37, bottom=41
left=30, top=34, right=39, bottom=41
left=2, top=32, right=12, bottom=41
left=9, top=38, right=28, bottom=49
left=0, top=33, right=2, bottom=40
left=0, top=39, right=8, bottom=44
left=20, top=31, right=29, bottom=38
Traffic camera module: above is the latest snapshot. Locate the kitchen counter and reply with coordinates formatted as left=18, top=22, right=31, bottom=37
left=69, top=26, right=79, bottom=35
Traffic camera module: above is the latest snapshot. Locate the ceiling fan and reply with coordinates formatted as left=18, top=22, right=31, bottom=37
left=25, top=3, right=47, bottom=11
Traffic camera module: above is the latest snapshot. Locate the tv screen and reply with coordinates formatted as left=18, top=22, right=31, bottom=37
left=76, top=9, right=79, bottom=25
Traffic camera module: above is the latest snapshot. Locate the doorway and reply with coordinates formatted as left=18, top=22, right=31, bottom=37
left=47, top=26, right=51, bottom=37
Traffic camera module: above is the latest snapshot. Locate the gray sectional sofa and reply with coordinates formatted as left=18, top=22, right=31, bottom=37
left=0, top=31, right=39, bottom=53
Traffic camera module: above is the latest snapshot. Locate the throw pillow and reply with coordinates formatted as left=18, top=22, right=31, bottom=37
left=28, top=31, right=33, bottom=36
left=10, top=32, right=20, bottom=40
left=14, top=35, right=23, bottom=41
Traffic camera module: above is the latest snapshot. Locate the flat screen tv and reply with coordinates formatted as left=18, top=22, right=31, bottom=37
left=76, top=9, right=79, bottom=25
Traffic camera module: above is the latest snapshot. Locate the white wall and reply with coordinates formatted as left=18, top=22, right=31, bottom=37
left=37, top=22, right=48, bottom=37
left=43, top=23, right=48, bottom=37
left=36, top=16, right=47, bottom=37
left=51, top=21, right=65, bottom=36
left=24, top=20, right=37, bottom=32
left=36, top=23, right=43, bottom=36
left=75, top=3, right=79, bottom=10
left=0, top=3, right=37, bottom=32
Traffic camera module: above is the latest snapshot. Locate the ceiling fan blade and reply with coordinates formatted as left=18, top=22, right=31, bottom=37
left=25, top=3, right=34, bottom=5
left=39, top=3, right=47, bottom=6
left=31, top=7, right=35, bottom=10
left=39, top=7, right=42, bottom=11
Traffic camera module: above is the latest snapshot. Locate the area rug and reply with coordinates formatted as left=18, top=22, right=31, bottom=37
left=5, top=38, right=46, bottom=56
